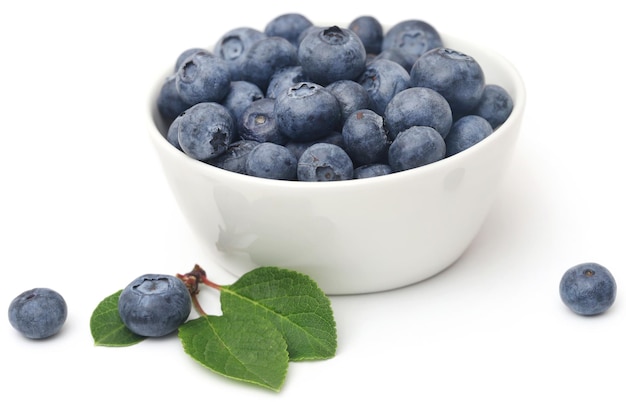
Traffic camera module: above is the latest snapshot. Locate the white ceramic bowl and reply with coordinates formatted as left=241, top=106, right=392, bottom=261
left=148, top=31, right=526, bottom=295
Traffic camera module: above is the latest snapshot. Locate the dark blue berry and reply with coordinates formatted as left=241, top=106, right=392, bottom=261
left=297, top=143, right=354, bottom=181
left=354, top=163, right=392, bottom=179
left=238, top=98, right=288, bottom=144
left=559, top=263, right=617, bottom=316
left=221, top=80, right=264, bottom=130
left=388, top=126, right=446, bottom=172
left=471, top=84, right=514, bottom=129
left=410, top=47, right=485, bottom=118
left=175, top=52, right=231, bottom=105
left=156, top=75, right=192, bottom=125
left=264, top=13, right=313, bottom=47
left=209, top=140, right=260, bottom=174
left=381, top=19, right=443, bottom=67
left=240, top=36, right=298, bottom=92
left=358, top=58, right=410, bottom=115
left=445, top=115, right=493, bottom=157
left=298, top=25, right=367, bottom=85
left=118, top=274, right=192, bottom=337
left=214, top=27, right=267, bottom=81
left=349, top=16, right=383, bottom=55
left=176, top=102, right=235, bottom=161
left=265, top=65, right=310, bottom=99
left=245, top=142, right=297, bottom=180
left=325, top=79, right=371, bottom=124
left=8, top=288, right=67, bottom=339
left=341, top=109, right=390, bottom=166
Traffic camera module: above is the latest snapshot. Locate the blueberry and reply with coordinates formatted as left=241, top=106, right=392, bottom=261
left=274, top=82, right=341, bottom=142
left=240, top=36, right=298, bottom=91
left=354, top=163, right=392, bottom=179
left=176, top=102, right=235, bottom=161
left=298, top=25, right=367, bottom=85
left=245, top=142, right=297, bottom=180
left=8, top=288, right=67, bottom=339
left=341, top=109, right=390, bottom=166
left=156, top=74, right=192, bottom=125
left=445, top=115, right=493, bottom=157
left=358, top=58, right=410, bottom=115
left=209, top=140, right=260, bottom=174
left=559, top=263, right=617, bottom=316
left=175, top=52, right=231, bottom=105
left=410, top=47, right=485, bottom=118
left=264, top=13, right=313, bottom=47
left=471, top=84, right=514, bottom=129
left=265, top=65, right=310, bottom=99
left=384, top=87, right=453, bottom=140
left=370, top=48, right=414, bottom=72
left=297, top=142, right=354, bottom=181
left=348, top=15, right=383, bottom=54
left=214, top=27, right=267, bottom=81
left=325, top=79, right=372, bottom=124
left=381, top=19, right=443, bottom=66
left=285, top=131, right=344, bottom=160
left=165, top=114, right=183, bottom=151
left=118, top=274, right=192, bottom=337
left=388, top=126, right=446, bottom=172
left=221, top=80, right=264, bottom=128
left=238, top=98, right=288, bottom=144
left=175, top=47, right=210, bottom=72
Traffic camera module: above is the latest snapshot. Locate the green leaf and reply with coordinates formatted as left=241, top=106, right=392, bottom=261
left=90, top=290, right=146, bottom=347
left=179, top=315, right=288, bottom=392
left=220, top=266, right=337, bottom=361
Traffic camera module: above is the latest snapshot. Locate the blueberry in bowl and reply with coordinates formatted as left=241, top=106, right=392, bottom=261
left=147, top=15, right=526, bottom=295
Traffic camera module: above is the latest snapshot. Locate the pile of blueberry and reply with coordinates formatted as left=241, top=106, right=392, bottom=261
left=156, top=13, right=515, bottom=181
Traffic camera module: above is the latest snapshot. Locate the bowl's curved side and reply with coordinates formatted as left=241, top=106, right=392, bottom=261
left=147, top=32, right=526, bottom=295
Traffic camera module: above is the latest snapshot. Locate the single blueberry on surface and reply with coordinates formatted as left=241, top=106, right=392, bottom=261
left=445, top=115, right=493, bottom=157
left=388, top=126, right=446, bottom=172
left=298, top=25, right=367, bottom=85
left=297, top=143, right=354, bottom=181
left=177, top=102, right=235, bottom=162
left=471, top=84, right=514, bottom=129
left=245, top=142, right=297, bottom=180
left=410, top=47, right=485, bottom=118
left=118, top=274, right=192, bottom=337
left=8, top=288, right=67, bottom=339
left=559, top=263, right=617, bottom=316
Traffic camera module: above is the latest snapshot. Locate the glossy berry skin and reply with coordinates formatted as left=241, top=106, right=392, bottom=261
left=560, top=263, right=617, bottom=316
left=175, top=51, right=231, bottom=105
left=297, top=143, right=354, bottom=181
left=176, top=102, right=235, bottom=162
left=298, top=25, right=367, bottom=85
left=8, top=288, right=67, bottom=339
left=348, top=15, right=383, bottom=54
left=118, top=274, right=192, bottom=337
left=341, top=109, right=390, bottom=166
left=264, top=13, right=313, bottom=47
left=472, top=84, right=514, bottom=129
left=410, top=47, right=485, bottom=118
left=384, top=87, right=453, bottom=140
left=445, top=115, right=493, bottom=157
left=265, top=65, right=310, bottom=99
left=275, top=82, right=341, bottom=142
left=388, top=126, right=446, bottom=172
left=245, top=142, right=297, bottom=180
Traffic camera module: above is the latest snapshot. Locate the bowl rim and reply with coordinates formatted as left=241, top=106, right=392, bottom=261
left=148, top=31, right=526, bottom=191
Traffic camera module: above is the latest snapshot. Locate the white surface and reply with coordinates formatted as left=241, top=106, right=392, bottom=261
left=1, top=1, right=623, bottom=401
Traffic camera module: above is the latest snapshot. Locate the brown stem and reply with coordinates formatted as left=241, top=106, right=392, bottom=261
left=176, top=264, right=222, bottom=316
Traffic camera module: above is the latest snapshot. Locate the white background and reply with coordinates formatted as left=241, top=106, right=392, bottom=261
left=1, top=1, right=624, bottom=400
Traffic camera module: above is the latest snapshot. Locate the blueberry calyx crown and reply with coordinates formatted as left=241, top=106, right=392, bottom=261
left=321, top=26, right=348, bottom=45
